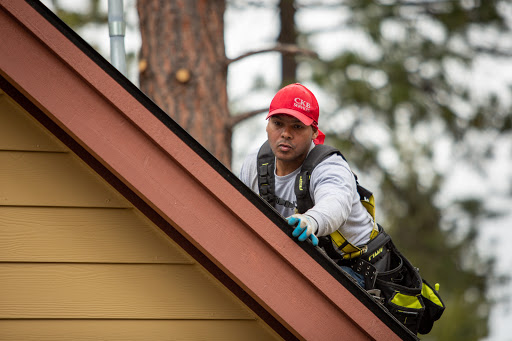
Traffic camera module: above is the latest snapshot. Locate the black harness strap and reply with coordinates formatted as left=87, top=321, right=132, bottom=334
left=257, top=141, right=276, bottom=206
left=294, top=144, right=344, bottom=213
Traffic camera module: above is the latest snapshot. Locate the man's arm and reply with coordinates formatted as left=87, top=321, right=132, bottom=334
left=304, top=154, right=357, bottom=237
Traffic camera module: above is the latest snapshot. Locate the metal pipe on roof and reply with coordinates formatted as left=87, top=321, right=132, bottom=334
left=108, top=0, right=127, bottom=76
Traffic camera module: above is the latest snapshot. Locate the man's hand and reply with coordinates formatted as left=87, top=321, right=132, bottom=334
left=286, top=214, right=319, bottom=246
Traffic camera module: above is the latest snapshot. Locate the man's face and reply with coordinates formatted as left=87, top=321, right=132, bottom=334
left=266, top=114, right=319, bottom=173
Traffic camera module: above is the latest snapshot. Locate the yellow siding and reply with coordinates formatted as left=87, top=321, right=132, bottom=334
left=0, top=90, right=282, bottom=340
left=0, top=263, right=253, bottom=319
left=0, top=206, right=193, bottom=263
left=0, top=90, right=66, bottom=152
left=0, top=151, right=130, bottom=207
left=0, top=320, right=279, bottom=341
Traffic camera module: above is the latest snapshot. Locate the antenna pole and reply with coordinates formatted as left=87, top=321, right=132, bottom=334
left=108, top=0, right=127, bottom=76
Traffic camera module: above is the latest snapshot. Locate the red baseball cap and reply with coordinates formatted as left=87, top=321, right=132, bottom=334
left=266, top=83, right=325, bottom=144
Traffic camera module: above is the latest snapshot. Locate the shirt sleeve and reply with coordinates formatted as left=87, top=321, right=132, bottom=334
left=304, top=154, right=358, bottom=237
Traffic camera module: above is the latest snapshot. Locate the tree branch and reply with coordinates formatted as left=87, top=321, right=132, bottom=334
left=227, top=107, right=267, bottom=129
left=226, top=0, right=457, bottom=10
left=226, top=43, right=319, bottom=65
left=474, top=46, right=512, bottom=58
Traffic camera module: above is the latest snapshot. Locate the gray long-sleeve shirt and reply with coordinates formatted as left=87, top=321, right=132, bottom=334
left=239, top=142, right=374, bottom=247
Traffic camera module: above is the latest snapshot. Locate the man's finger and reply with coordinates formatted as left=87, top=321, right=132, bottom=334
left=298, top=229, right=309, bottom=242
left=292, top=224, right=305, bottom=237
left=287, top=216, right=299, bottom=226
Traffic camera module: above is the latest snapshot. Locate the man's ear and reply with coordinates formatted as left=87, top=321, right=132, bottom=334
left=312, top=127, right=319, bottom=140
left=265, top=120, right=271, bottom=135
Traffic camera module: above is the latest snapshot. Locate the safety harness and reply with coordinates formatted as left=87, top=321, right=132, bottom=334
left=258, top=140, right=379, bottom=259
left=256, top=141, right=445, bottom=335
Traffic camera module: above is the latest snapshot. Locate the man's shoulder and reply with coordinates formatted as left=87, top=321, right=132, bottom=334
left=310, top=147, right=353, bottom=179
left=308, top=144, right=347, bottom=167
left=316, top=152, right=350, bottom=168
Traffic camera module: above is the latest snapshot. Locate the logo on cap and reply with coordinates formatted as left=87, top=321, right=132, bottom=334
left=294, top=98, right=311, bottom=112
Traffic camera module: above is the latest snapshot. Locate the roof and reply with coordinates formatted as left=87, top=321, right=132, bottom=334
left=0, top=1, right=417, bottom=340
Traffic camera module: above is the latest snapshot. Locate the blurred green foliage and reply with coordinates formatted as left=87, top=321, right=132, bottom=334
left=51, top=0, right=106, bottom=28
left=302, top=1, right=511, bottom=340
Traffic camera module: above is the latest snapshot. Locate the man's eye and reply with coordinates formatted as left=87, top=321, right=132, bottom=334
left=294, top=125, right=303, bottom=129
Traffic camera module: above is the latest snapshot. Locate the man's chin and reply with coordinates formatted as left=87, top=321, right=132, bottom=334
left=274, top=151, right=296, bottom=161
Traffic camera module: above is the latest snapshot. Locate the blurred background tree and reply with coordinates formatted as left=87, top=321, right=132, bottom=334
left=42, top=1, right=512, bottom=339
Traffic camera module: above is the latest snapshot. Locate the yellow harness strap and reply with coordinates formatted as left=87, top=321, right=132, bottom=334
left=329, top=191, right=380, bottom=260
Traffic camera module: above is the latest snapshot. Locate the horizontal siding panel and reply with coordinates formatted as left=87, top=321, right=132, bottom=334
left=0, top=320, right=283, bottom=341
left=0, top=151, right=129, bottom=207
left=0, top=263, right=254, bottom=319
left=0, top=206, right=193, bottom=264
left=0, top=93, right=66, bottom=152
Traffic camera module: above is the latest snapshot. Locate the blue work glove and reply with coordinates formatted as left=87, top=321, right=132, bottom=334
left=286, top=214, right=319, bottom=246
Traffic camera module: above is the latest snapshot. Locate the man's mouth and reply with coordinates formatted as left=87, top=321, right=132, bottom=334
left=277, top=143, right=293, bottom=152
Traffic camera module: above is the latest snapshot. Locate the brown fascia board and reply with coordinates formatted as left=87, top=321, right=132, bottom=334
left=0, top=1, right=417, bottom=340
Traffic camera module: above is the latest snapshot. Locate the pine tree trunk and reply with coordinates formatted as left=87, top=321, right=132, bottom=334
left=137, top=0, right=231, bottom=167
left=278, top=0, right=297, bottom=85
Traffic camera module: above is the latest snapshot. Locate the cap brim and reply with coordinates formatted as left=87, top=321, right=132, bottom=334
left=266, top=108, right=315, bottom=126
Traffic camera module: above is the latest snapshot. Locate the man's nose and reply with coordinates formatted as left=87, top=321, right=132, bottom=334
left=281, top=126, right=293, bottom=139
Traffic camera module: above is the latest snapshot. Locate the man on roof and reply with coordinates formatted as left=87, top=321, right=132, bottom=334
left=239, top=83, right=375, bottom=286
